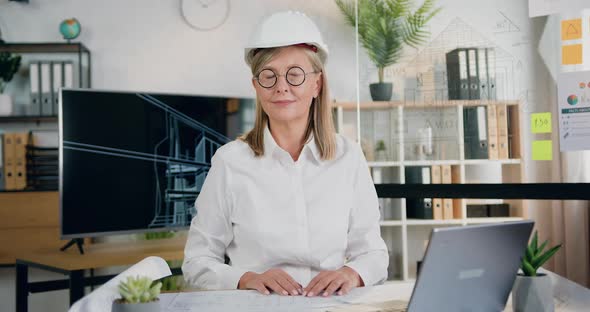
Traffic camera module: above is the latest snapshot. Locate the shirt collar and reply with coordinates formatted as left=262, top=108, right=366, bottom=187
left=263, top=125, right=323, bottom=164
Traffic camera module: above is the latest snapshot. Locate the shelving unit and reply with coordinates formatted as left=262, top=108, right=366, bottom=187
left=333, top=100, right=528, bottom=281
left=0, top=42, right=91, bottom=118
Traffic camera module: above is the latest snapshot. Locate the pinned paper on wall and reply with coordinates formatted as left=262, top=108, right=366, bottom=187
left=562, top=44, right=583, bottom=65
left=561, top=19, right=582, bottom=40
left=532, top=140, right=553, bottom=161
left=531, top=112, right=552, bottom=133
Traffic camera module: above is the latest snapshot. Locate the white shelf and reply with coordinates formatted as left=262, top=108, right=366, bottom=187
left=463, top=159, right=521, bottom=165
left=380, top=220, right=403, bottom=226
left=368, top=159, right=521, bottom=168
left=406, top=219, right=464, bottom=226
left=465, top=217, right=524, bottom=224
left=336, top=100, right=525, bottom=282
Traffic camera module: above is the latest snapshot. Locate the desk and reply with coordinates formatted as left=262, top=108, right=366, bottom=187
left=15, top=236, right=186, bottom=312
left=158, top=271, right=590, bottom=312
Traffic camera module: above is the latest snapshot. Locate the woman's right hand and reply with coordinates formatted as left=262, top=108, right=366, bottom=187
left=238, top=268, right=303, bottom=296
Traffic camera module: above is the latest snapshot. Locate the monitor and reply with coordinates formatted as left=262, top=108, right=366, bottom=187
left=59, top=88, right=255, bottom=238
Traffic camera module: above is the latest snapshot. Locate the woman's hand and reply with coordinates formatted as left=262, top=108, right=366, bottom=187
left=303, top=266, right=363, bottom=297
left=238, top=268, right=303, bottom=296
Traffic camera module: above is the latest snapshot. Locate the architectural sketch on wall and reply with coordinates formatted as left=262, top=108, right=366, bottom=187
left=494, top=11, right=521, bottom=34
left=381, top=17, right=523, bottom=104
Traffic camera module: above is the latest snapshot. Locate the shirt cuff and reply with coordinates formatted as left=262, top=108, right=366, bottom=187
left=218, top=265, right=250, bottom=290
left=345, top=254, right=388, bottom=287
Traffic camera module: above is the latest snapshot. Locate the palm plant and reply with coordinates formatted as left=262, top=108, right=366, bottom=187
left=336, top=0, right=441, bottom=83
left=521, top=230, right=562, bottom=277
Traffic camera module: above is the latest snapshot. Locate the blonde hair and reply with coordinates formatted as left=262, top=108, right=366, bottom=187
left=240, top=47, right=336, bottom=160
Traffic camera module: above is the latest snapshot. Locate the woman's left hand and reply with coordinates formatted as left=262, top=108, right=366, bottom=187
left=303, top=266, right=364, bottom=297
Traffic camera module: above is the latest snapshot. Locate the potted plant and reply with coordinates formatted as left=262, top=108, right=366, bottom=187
left=375, top=139, right=387, bottom=161
left=336, top=0, right=441, bottom=101
left=512, top=231, right=562, bottom=312
left=0, top=40, right=22, bottom=115
left=113, top=275, right=163, bottom=312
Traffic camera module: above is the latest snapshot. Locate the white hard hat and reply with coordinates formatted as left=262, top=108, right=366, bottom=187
left=244, top=11, right=329, bottom=66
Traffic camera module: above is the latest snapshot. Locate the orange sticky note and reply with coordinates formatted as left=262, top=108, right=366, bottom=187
left=561, top=19, right=582, bottom=40
left=562, top=44, right=583, bottom=65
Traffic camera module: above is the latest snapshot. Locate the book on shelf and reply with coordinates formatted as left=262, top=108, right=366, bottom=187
left=463, top=106, right=489, bottom=159
left=466, top=203, right=510, bottom=218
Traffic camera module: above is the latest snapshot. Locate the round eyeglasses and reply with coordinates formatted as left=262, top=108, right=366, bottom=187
left=254, top=66, right=319, bottom=89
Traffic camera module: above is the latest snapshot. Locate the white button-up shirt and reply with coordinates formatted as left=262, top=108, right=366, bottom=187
left=182, top=126, right=388, bottom=290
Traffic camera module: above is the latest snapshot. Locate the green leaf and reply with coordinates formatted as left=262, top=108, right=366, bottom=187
left=531, top=231, right=538, bottom=254
left=522, top=260, right=536, bottom=276
left=531, top=244, right=562, bottom=270
left=536, top=240, right=549, bottom=257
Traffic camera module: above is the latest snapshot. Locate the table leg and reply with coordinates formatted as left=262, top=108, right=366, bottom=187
left=69, top=270, right=84, bottom=306
left=16, top=263, right=28, bottom=312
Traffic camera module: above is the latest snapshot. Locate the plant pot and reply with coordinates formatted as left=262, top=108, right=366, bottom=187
left=0, top=94, right=13, bottom=116
left=369, top=82, right=392, bottom=101
left=512, top=274, right=554, bottom=312
left=112, top=299, right=161, bottom=312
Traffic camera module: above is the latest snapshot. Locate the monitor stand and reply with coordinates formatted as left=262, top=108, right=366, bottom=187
left=60, top=238, right=85, bottom=255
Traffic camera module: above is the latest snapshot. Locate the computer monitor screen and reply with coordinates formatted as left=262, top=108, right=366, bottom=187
left=59, top=89, right=255, bottom=238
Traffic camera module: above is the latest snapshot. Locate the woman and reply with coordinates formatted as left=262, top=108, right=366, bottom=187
left=182, top=11, right=388, bottom=297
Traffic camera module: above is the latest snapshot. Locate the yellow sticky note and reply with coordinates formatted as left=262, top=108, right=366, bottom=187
left=532, top=140, right=552, bottom=161
left=561, top=19, right=582, bottom=40
left=562, top=44, right=583, bottom=65
left=531, top=112, right=552, bottom=133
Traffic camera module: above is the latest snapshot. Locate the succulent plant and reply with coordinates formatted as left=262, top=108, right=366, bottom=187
left=521, top=230, right=562, bottom=277
left=117, top=276, right=162, bottom=304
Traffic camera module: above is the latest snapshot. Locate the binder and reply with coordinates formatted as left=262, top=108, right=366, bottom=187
left=487, top=105, right=498, bottom=160
left=477, top=48, right=489, bottom=100
left=52, top=62, right=63, bottom=116
left=405, top=166, right=432, bottom=219
left=0, top=134, right=4, bottom=190
left=467, top=204, right=488, bottom=217
left=467, top=48, right=480, bottom=100
left=40, top=62, right=52, bottom=116
left=3, top=133, right=16, bottom=190
left=431, top=165, right=443, bottom=220
left=497, top=104, right=509, bottom=159
left=14, top=132, right=28, bottom=190
left=463, top=106, right=488, bottom=159
left=441, top=165, right=454, bottom=219
left=28, top=62, right=41, bottom=116
left=446, top=49, right=470, bottom=100
left=64, top=61, right=74, bottom=88
left=486, top=48, right=497, bottom=100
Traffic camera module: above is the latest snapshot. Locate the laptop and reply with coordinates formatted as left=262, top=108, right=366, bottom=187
left=392, top=221, right=534, bottom=312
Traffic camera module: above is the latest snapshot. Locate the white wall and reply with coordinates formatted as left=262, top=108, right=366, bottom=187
left=0, top=0, right=556, bottom=311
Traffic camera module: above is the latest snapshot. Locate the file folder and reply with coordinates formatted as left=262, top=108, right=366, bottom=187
left=52, top=62, right=63, bottom=116
left=0, top=134, right=4, bottom=190
left=40, top=62, right=52, bottom=116
left=14, top=132, right=28, bottom=190
left=431, top=165, right=443, bottom=220
left=463, top=106, right=488, bottom=159
left=497, top=104, right=509, bottom=159
left=405, top=166, right=432, bottom=219
left=446, top=48, right=470, bottom=100
left=468, top=48, right=480, bottom=100
left=28, top=62, right=41, bottom=116
left=441, top=165, right=454, bottom=219
left=487, top=105, right=499, bottom=160
left=477, top=48, right=489, bottom=100
left=64, top=61, right=74, bottom=88
left=3, top=133, right=16, bottom=190
left=486, top=48, right=497, bottom=100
